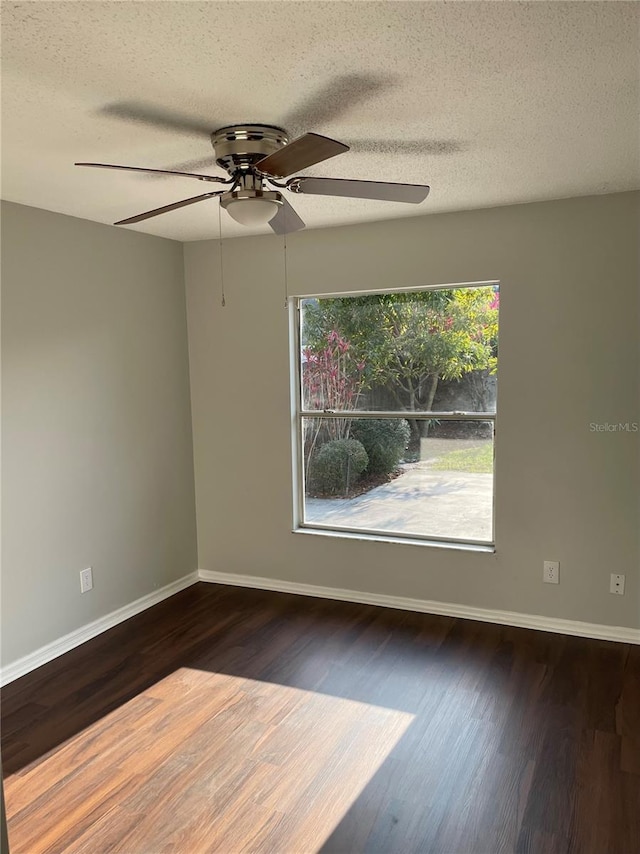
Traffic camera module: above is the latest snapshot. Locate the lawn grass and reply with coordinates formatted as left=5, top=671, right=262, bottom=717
left=430, top=442, right=493, bottom=473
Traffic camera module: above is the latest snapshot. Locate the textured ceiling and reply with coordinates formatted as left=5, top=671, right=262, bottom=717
left=1, top=1, right=638, bottom=240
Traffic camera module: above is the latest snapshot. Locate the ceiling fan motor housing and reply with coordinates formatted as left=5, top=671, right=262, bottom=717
left=211, top=124, right=289, bottom=175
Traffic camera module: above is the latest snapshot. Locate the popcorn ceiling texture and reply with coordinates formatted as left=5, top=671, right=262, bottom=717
left=1, top=1, right=638, bottom=239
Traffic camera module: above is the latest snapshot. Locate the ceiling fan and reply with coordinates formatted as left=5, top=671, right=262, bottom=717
left=75, top=123, right=431, bottom=233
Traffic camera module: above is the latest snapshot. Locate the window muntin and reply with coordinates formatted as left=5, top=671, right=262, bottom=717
left=294, top=284, right=499, bottom=546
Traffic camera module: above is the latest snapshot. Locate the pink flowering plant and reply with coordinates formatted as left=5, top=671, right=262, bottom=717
left=302, top=330, right=366, bottom=463
left=303, top=331, right=365, bottom=420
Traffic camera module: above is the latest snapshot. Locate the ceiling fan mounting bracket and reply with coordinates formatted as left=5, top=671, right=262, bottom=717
left=211, top=124, right=289, bottom=176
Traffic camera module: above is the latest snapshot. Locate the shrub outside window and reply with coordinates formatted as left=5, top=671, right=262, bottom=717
left=292, top=283, right=499, bottom=546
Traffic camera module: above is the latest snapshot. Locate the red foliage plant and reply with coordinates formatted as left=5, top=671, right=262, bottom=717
left=302, top=330, right=365, bottom=455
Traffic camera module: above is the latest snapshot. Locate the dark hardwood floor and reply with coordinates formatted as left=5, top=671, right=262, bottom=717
left=2, top=582, right=639, bottom=853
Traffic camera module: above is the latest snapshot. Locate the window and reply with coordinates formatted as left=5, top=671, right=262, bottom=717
left=292, top=283, right=499, bottom=547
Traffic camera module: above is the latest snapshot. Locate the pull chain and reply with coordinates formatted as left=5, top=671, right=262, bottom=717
left=218, top=201, right=226, bottom=307
left=283, top=203, right=289, bottom=310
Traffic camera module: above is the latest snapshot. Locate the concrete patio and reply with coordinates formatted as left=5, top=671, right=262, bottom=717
left=305, top=441, right=494, bottom=542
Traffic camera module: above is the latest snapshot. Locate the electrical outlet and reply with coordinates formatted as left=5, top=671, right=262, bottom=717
left=610, top=573, right=625, bottom=595
left=80, top=567, right=93, bottom=593
left=543, top=560, right=560, bottom=584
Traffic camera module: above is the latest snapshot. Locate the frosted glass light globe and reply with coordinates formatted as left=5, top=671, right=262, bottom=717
left=224, top=197, right=281, bottom=226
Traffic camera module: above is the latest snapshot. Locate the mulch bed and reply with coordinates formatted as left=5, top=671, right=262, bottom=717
left=308, top=467, right=404, bottom=500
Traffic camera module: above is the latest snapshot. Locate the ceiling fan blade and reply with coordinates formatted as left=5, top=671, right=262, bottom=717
left=98, top=102, right=214, bottom=137
left=114, top=191, right=223, bottom=225
left=288, top=177, right=430, bottom=204
left=269, top=198, right=306, bottom=235
left=255, top=133, right=349, bottom=179
left=76, top=162, right=228, bottom=183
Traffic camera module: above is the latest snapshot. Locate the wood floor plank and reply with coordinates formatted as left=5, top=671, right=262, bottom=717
left=2, top=582, right=639, bottom=854
left=617, top=645, right=640, bottom=774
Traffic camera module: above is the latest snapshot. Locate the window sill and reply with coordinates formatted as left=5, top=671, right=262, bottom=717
left=293, top=526, right=496, bottom=553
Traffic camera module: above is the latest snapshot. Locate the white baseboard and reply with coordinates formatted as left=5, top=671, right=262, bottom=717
left=198, top=569, right=640, bottom=645
left=1, top=572, right=199, bottom=686
left=3, top=568, right=636, bottom=687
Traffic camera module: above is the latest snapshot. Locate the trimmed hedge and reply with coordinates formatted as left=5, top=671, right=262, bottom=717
left=350, top=418, right=410, bottom=477
left=308, top=438, right=368, bottom=496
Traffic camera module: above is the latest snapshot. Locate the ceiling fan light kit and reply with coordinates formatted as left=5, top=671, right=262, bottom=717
left=220, top=190, right=284, bottom=226
left=76, top=122, right=431, bottom=232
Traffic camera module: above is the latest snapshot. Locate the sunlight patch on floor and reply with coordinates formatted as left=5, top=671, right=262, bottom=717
left=5, top=668, right=414, bottom=854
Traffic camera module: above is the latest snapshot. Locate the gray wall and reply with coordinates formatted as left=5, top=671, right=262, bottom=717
left=1, top=201, right=198, bottom=666
left=2, top=192, right=637, bottom=672
left=185, top=192, right=640, bottom=630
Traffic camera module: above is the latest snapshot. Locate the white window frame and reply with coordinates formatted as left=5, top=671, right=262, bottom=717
left=290, top=281, right=499, bottom=549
